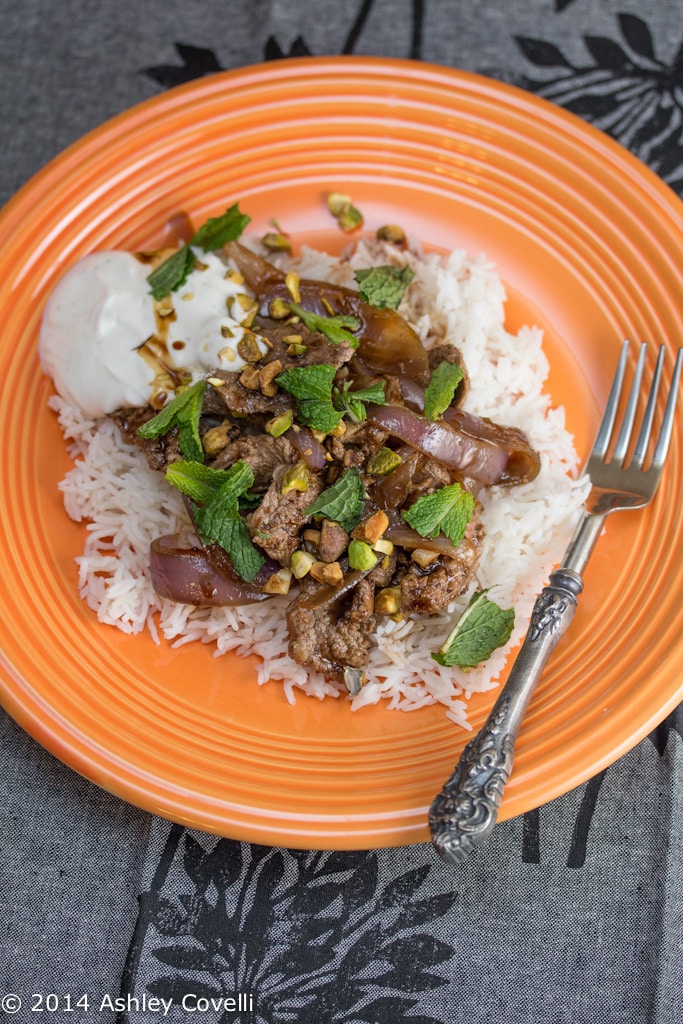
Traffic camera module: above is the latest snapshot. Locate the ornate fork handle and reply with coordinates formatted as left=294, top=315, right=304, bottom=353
left=429, top=566, right=584, bottom=865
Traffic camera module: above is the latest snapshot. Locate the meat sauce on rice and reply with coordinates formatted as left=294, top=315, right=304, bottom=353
left=42, top=213, right=588, bottom=723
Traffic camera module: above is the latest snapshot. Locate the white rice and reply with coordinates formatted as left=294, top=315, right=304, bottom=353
left=51, top=238, right=590, bottom=729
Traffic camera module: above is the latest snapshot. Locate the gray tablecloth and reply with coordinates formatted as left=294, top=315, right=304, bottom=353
left=1, top=2, right=682, bottom=1022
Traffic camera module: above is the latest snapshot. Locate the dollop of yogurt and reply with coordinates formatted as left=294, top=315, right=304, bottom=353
left=39, top=249, right=262, bottom=417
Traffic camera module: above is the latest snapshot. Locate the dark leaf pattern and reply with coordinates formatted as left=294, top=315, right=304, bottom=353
left=515, top=36, right=573, bottom=68
left=144, top=43, right=223, bottom=87
left=514, top=13, right=683, bottom=194
left=135, top=840, right=456, bottom=1022
left=618, top=13, right=657, bottom=62
left=263, top=35, right=312, bottom=60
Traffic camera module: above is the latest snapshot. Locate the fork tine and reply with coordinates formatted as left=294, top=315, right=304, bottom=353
left=593, top=338, right=629, bottom=458
left=631, top=345, right=664, bottom=468
left=613, top=341, right=647, bottom=463
left=651, top=347, right=683, bottom=472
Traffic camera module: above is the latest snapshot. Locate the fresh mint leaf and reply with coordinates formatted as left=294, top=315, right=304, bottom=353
left=147, top=202, right=250, bottom=298
left=288, top=301, right=360, bottom=347
left=275, top=364, right=336, bottom=403
left=165, top=459, right=264, bottom=582
left=303, top=466, right=365, bottom=532
left=423, top=360, right=465, bottom=420
left=147, top=244, right=196, bottom=300
left=354, top=265, right=414, bottom=309
left=275, top=364, right=342, bottom=433
left=402, top=482, right=475, bottom=547
left=333, top=380, right=386, bottom=423
left=165, top=458, right=253, bottom=505
left=194, top=494, right=264, bottom=582
left=191, top=202, right=251, bottom=251
left=432, top=590, right=515, bottom=668
left=164, top=459, right=225, bottom=504
left=137, top=380, right=206, bottom=462
left=276, top=365, right=386, bottom=433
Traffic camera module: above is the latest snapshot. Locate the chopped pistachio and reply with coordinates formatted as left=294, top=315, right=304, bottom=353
left=236, top=292, right=258, bottom=313
left=225, top=269, right=245, bottom=285
left=259, top=358, right=283, bottom=397
left=220, top=324, right=235, bottom=339
left=285, top=271, right=301, bottom=303
left=269, top=298, right=292, bottom=320
left=201, top=424, right=232, bottom=456
left=283, top=334, right=303, bottom=345
left=343, top=666, right=365, bottom=696
left=302, top=527, right=321, bottom=547
left=218, top=345, right=236, bottom=362
left=321, top=561, right=344, bottom=586
left=411, top=547, right=440, bottom=567
left=373, top=537, right=394, bottom=556
left=155, top=295, right=174, bottom=318
left=376, top=223, right=406, bottom=245
left=239, top=365, right=262, bottom=391
left=310, top=560, right=343, bottom=585
left=207, top=376, right=225, bottom=387
left=348, top=539, right=378, bottom=572
left=290, top=549, right=316, bottom=579
left=286, top=342, right=308, bottom=357
left=366, top=447, right=403, bottom=475
left=237, top=331, right=262, bottom=363
left=280, top=461, right=310, bottom=495
left=265, top=409, right=293, bottom=437
left=327, top=192, right=353, bottom=216
left=262, top=568, right=293, bottom=594
left=327, top=192, right=364, bottom=232
left=330, top=420, right=347, bottom=437
left=374, top=587, right=402, bottom=616
left=353, top=510, right=389, bottom=545
left=261, top=231, right=292, bottom=253
left=337, top=204, right=364, bottom=232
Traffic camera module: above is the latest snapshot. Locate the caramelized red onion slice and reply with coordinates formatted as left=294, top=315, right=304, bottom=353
left=442, top=407, right=541, bottom=485
left=163, top=212, right=195, bottom=247
left=150, top=535, right=268, bottom=606
left=369, top=452, right=420, bottom=510
left=223, top=241, right=431, bottom=384
left=384, top=522, right=459, bottom=556
left=297, top=569, right=371, bottom=612
left=364, top=403, right=508, bottom=486
left=285, top=425, right=328, bottom=470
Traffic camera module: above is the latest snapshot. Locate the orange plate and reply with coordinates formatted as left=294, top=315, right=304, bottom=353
left=1, top=57, right=682, bottom=849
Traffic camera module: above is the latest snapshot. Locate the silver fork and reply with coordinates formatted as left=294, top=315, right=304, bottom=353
left=429, top=339, right=683, bottom=865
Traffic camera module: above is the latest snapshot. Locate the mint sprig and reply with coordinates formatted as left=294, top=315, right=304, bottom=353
left=147, top=245, right=197, bottom=301
left=275, top=364, right=342, bottom=433
left=334, top=380, right=386, bottom=423
left=354, top=265, right=414, bottom=310
left=402, top=482, right=475, bottom=547
left=432, top=590, right=515, bottom=669
left=303, top=466, right=365, bottom=533
left=287, top=301, right=360, bottom=347
left=190, top=203, right=251, bottom=252
left=164, top=459, right=264, bottom=582
left=275, top=365, right=386, bottom=434
left=423, top=360, right=465, bottom=420
left=136, top=380, right=206, bottom=462
left=147, top=202, right=251, bottom=299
